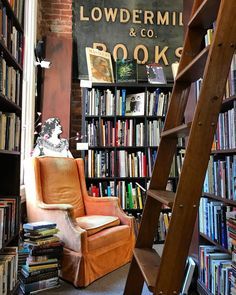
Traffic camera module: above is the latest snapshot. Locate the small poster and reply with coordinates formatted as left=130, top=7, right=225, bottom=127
left=125, top=92, right=145, bottom=116
left=86, top=47, right=114, bottom=83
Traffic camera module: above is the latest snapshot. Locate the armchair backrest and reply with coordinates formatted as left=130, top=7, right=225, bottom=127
left=34, top=156, right=85, bottom=218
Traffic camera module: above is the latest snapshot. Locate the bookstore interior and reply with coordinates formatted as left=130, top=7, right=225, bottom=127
left=0, top=0, right=236, bottom=294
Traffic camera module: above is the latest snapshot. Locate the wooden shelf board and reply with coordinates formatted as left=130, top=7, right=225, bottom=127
left=134, top=248, right=161, bottom=292
left=176, top=46, right=209, bottom=83
left=211, top=148, right=236, bottom=155
left=202, top=193, right=236, bottom=206
left=161, top=122, right=191, bottom=138
left=147, top=189, right=175, bottom=208
left=0, top=95, right=21, bottom=114
left=0, top=149, right=20, bottom=156
left=189, top=0, right=221, bottom=29
left=0, top=40, right=23, bottom=71
left=199, top=232, right=231, bottom=254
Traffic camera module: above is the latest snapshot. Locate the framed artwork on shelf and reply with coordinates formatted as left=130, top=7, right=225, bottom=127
left=146, top=63, right=167, bottom=84
left=85, top=47, right=114, bottom=83
left=116, top=59, right=137, bottom=82
left=125, top=92, right=145, bottom=116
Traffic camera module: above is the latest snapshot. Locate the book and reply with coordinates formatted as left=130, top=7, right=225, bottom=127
left=24, top=236, right=60, bottom=246
left=23, top=222, right=57, bottom=231
left=125, top=92, right=145, bottom=116
left=116, top=59, right=137, bottom=82
left=146, top=63, right=167, bottom=84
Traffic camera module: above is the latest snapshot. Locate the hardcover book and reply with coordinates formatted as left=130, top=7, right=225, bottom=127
left=23, top=222, right=57, bottom=231
left=146, top=63, right=167, bottom=84
left=125, top=92, right=145, bottom=116
left=116, top=59, right=137, bottom=83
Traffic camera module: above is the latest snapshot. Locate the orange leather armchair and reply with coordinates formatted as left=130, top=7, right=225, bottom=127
left=24, top=156, right=135, bottom=287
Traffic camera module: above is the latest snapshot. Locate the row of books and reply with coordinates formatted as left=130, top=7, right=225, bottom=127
left=0, top=3, right=24, bottom=65
left=86, top=118, right=164, bottom=148
left=86, top=149, right=115, bottom=178
left=199, top=198, right=231, bottom=249
left=227, top=211, right=236, bottom=294
left=0, top=246, right=18, bottom=295
left=7, top=0, right=24, bottom=25
left=20, top=221, right=63, bottom=294
left=88, top=181, right=115, bottom=198
left=116, top=181, right=145, bottom=210
left=146, top=90, right=170, bottom=117
left=84, top=88, right=170, bottom=117
left=199, top=245, right=232, bottom=294
left=0, top=56, right=21, bottom=104
left=195, top=54, right=236, bottom=103
left=212, top=101, right=236, bottom=150
left=85, top=148, right=181, bottom=179
left=157, top=211, right=172, bottom=242
left=203, top=155, right=236, bottom=200
left=0, top=196, right=18, bottom=249
left=117, top=150, right=147, bottom=178
left=88, top=181, right=146, bottom=210
left=0, top=111, right=21, bottom=151
left=225, top=53, right=236, bottom=98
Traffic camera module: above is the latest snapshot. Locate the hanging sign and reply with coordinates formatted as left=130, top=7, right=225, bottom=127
left=73, top=0, right=183, bottom=81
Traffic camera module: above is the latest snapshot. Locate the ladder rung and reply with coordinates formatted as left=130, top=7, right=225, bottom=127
left=134, top=248, right=161, bottom=292
left=176, top=46, right=209, bottom=82
left=147, top=189, right=175, bottom=208
left=162, top=122, right=191, bottom=139
left=189, top=0, right=221, bottom=29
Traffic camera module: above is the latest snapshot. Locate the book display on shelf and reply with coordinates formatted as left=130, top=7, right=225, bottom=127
left=197, top=54, right=236, bottom=294
left=0, top=0, right=24, bottom=293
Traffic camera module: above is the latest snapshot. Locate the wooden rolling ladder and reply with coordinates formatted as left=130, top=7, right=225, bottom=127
left=124, top=0, right=236, bottom=294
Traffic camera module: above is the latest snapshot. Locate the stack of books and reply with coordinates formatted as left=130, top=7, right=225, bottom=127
left=19, top=221, right=63, bottom=294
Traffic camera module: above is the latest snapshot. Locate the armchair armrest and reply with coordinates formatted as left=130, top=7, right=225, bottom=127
left=38, top=202, right=73, bottom=211
left=84, top=196, right=134, bottom=227
left=30, top=200, right=86, bottom=253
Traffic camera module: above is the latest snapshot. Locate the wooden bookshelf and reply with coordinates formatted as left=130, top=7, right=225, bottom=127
left=80, top=82, right=181, bottom=242
left=197, top=55, right=236, bottom=293
left=0, top=0, right=24, bottom=293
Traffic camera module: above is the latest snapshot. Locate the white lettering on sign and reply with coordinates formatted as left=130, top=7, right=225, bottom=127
left=80, top=6, right=183, bottom=26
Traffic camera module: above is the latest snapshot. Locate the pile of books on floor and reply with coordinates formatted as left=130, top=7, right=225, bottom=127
left=19, top=221, right=64, bottom=294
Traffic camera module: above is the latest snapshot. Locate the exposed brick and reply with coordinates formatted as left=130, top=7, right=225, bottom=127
left=52, top=4, right=71, bottom=10
left=60, top=10, right=72, bottom=16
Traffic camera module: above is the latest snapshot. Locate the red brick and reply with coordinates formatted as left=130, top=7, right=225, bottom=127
left=60, top=10, right=72, bottom=16
left=52, top=3, right=71, bottom=10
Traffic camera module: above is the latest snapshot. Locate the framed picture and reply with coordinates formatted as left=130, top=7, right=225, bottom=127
left=86, top=47, right=114, bottom=83
left=146, top=63, right=167, bottom=84
left=116, top=59, right=137, bottom=82
left=125, top=92, right=145, bottom=116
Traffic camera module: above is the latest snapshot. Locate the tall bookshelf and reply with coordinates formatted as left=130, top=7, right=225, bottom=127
left=81, top=82, right=182, bottom=239
left=197, top=54, right=236, bottom=294
left=0, top=0, right=24, bottom=293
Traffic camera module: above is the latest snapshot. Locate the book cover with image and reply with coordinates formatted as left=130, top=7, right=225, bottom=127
left=116, top=59, right=137, bottom=82
left=125, top=92, right=145, bottom=116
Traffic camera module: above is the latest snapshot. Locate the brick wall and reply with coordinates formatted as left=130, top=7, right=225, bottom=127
left=38, top=0, right=72, bottom=39
left=38, top=0, right=82, bottom=155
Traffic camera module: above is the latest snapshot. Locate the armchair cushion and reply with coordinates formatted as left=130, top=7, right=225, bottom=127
left=76, top=215, right=120, bottom=236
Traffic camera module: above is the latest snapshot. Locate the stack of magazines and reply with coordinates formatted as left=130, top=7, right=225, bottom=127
left=20, top=221, right=63, bottom=294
